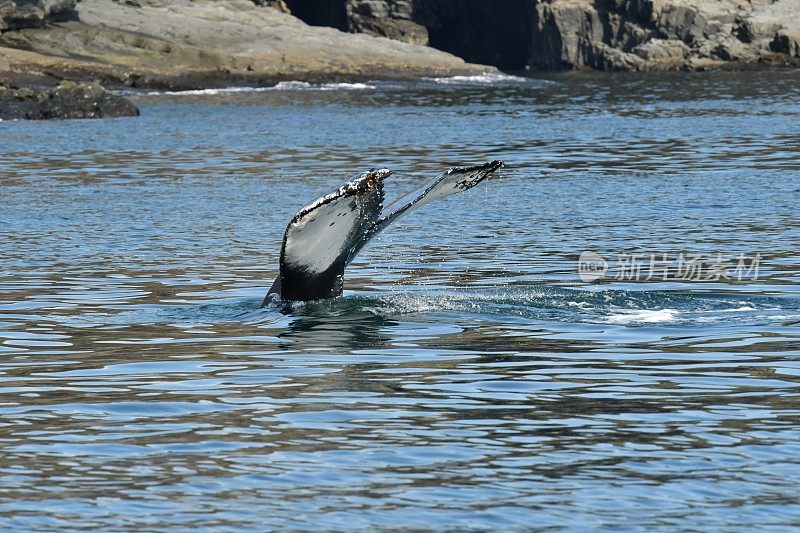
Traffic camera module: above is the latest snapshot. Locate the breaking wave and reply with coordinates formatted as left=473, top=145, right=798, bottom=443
left=146, top=81, right=375, bottom=95
left=140, top=73, right=547, bottom=96
left=426, top=72, right=533, bottom=85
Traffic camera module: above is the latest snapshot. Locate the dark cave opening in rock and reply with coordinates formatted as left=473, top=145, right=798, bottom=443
left=416, top=0, right=533, bottom=70
left=283, top=0, right=348, bottom=32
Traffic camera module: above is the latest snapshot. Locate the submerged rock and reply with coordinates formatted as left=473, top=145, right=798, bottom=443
left=0, top=81, right=139, bottom=120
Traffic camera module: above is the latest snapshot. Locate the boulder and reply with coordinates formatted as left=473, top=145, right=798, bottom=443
left=0, top=81, right=140, bottom=120
left=632, top=38, right=687, bottom=69
left=0, top=0, right=78, bottom=31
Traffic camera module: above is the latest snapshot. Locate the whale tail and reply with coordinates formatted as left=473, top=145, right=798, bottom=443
left=263, top=160, right=504, bottom=305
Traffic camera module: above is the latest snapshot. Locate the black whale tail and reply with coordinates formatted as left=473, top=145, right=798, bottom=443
left=263, top=160, right=504, bottom=306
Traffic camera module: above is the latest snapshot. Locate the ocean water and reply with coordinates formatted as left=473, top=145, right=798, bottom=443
left=1, top=71, right=800, bottom=530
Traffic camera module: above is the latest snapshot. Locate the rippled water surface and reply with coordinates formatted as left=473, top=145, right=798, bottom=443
left=2, top=71, right=800, bottom=530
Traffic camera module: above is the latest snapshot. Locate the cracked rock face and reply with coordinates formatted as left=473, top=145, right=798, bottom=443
left=530, top=0, right=800, bottom=71
left=287, top=0, right=800, bottom=71
left=347, top=0, right=429, bottom=46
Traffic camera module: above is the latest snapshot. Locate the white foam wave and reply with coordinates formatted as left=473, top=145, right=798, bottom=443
left=272, top=81, right=376, bottom=91
left=320, top=82, right=374, bottom=90
left=147, top=81, right=375, bottom=95
left=147, top=86, right=272, bottom=96
left=270, top=81, right=311, bottom=90
left=427, top=72, right=531, bottom=85
left=606, top=309, right=679, bottom=324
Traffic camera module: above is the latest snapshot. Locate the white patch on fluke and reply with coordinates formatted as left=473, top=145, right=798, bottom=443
left=280, top=169, right=390, bottom=278
left=283, top=197, right=361, bottom=275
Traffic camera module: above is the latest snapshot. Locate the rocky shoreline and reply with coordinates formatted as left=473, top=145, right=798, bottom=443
left=287, top=0, right=800, bottom=72
left=2, top=0, right=799, bottom=119
left=2, top=0, right=799, bottom=86
left=0, top=0, right=490, bottom=93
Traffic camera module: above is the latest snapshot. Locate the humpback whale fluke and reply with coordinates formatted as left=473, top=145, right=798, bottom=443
left=263, top=160, right=504, bottom=305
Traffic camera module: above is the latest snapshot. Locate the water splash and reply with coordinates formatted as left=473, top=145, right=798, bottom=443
left=245, top=286, right=800, bottom=328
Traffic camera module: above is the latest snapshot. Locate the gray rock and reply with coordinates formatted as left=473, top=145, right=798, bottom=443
left=0, top=0, right=77, bottom=31
left=347, top=0, right=428, bottom=46
left=528, top=0, right=800, bottom=71
left=632, top=38, right=688, bottom=68
left=531, top=0, right=601, bottom=70
left=0, top=81, right=139, bottom=120
left=712, top=35, right=758, bottom=62
left=584, top=41, right=646, bottom=71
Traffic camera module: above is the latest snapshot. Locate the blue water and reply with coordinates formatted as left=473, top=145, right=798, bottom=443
left=2, top=71, right=800, bottom=530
